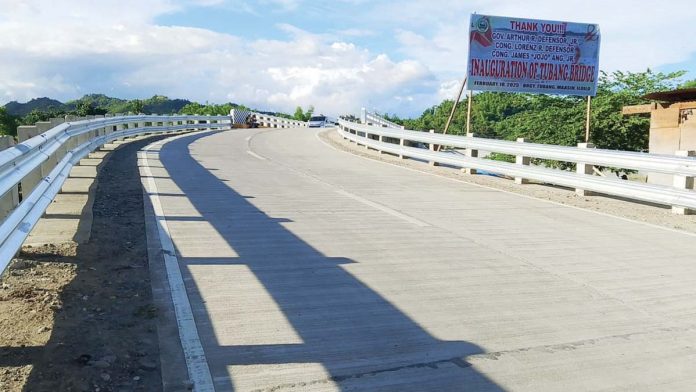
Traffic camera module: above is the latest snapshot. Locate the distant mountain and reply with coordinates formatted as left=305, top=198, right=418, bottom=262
left=65, top=93, right=128, bottom=110
left=142, top=96, right=191, bottom=114
left=4, top=97, right=67, bottom=116
left=4, top=94, right=194, bottom=116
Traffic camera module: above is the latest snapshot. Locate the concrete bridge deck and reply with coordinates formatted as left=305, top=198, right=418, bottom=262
left=141, top=127, right=696, bottom=391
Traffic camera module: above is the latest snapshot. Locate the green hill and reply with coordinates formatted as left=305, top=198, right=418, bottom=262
left=4, top=97, right=67, bottom=116
left=142, top=95, right=191, bottom=114
left=65, top=94, right=128, bottom=111
left=4, top=94, right=194, bottom=116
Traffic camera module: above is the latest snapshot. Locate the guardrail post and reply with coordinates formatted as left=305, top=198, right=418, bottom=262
left=462, top=132, right=478, bottom=175
left=81, top=117, right=93, bottom=142
left=0, top=136, right=19, bottom=219
left=65, top=115, right=80, bottom=150
left=49, top=117, right=70, bottom=160
left=17, top=125, right=42, bottom=198
left=150, top=114, right=159, bottom=131
left=429, top=129, right=439, bottom=166
left=399, top=136, right=406, bottom=159
left=514, top=138, right=530, bottom=184
left=34, top=121, right=61, bottom=183
left=576, top=142, right=596, bottom=196
left=17, top=125, right=40, bottom=141
left=348, top=126, right=357, bottom=143
left=672, top=150, right=696, bottom=215
left=93, top=115, right=104, bottom=141
left=116, top=122, right=125, bottom=139
left=99, top=113, right=116, bottom=136
left=49, top=117, right=64, bottom=127
left=102, top=114, right=112, bottom=137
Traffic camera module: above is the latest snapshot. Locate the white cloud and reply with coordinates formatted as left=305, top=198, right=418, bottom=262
left=2, top=0, right=695, bottom=117
left=335, top=28, right=375, bottom=37
left=387, top=0, right=696, bottom=75
left=0, top=0, right=437, bottom=115
left=437, top=79, right=463, bottom=102
left=187, top=0, right=225, bottom=6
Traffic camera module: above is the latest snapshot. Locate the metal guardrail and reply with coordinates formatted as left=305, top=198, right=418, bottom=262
left=254, top=113, right=308, bottom=128
left=338, top=118, right=696, bottom=212
left=230, top=108, right=307, bottom=128
left=0, top=114, right=231, bottom=273
left=344, top=119, right=696, bottom=176
left=360, top=108, right=404, bottom=129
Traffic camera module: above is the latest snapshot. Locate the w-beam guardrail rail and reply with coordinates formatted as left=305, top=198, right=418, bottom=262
left=254, top=113, right=308, bottom=128
left=0, top=114, right=231, bottom=273
left=230, top=108, right=308, bottom=128
left=338, top=118, right=696, bottom=214
left=361, top=107, right=405, bottom=129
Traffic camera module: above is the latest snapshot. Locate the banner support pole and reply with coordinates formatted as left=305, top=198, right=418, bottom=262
left=438, top=76, right=467, bottom=152
left=466, top=90, right=473, bottom=136
left=585, top=95, right=592, bottom=142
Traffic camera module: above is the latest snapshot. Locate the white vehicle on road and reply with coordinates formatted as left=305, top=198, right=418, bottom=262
left=308, top=115, right=335, bottom=128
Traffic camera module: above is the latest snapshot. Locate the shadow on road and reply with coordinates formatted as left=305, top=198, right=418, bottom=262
left=157, top=131, right=506, bottom=391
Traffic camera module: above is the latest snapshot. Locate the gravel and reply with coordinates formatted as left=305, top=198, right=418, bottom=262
left=0, top=135, right=174, bottom=391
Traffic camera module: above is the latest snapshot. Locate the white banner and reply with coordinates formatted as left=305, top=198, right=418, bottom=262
left=466, top=14, right=600, bottom=96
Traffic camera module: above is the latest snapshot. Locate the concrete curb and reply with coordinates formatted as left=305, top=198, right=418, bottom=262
left=143, top=183, right=192, bottom=392
left=140, top=131, right=214, bottom=392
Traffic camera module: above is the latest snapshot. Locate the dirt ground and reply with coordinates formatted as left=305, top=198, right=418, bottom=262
left=322, top=129, right=696, bottom=234
left=0, top=136, right=169, bottom=392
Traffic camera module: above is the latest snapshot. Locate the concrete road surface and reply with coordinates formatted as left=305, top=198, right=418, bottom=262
left=142, top=127, right=696, bottom=391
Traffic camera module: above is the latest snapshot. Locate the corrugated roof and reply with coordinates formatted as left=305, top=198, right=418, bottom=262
left=643, top=88, right=696, bottom=102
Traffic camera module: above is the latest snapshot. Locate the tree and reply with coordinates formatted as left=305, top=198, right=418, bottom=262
left=20, top=109, right=62, bottom=126
left=398, top=68, right=687, bottom=158
left=179, top=102, right=204, bottom=115
left=291, top=105, right=315, bottom=121
left=303, top=105, right=315, bottom=121
left=680, top=79, right=696, bottom=89
left=293, top=106, right=305, bottom=121
left=131, top=99, right=144, bottom=114
left=179, top=102, right=234, bottom=116
left=0, top=107, right=18, bottom=136
left=75, top=101, right=106, bottom=116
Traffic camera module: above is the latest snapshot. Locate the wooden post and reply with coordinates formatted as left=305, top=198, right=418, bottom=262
left=585, top=95, right=592, bottom=142
left=466, top=90, right=473, bottom=135
left=443, top=77, right=467, bottom=137
left=437, top=77, right=467, bottom=152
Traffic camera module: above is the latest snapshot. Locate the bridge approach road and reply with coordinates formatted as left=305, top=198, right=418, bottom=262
left=141, top=127, right=696, bottom=391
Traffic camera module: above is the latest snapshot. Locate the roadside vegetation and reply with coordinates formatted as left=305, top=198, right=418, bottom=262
left=0, top=94, right=302, bottom=137
left=2, top=69, right=693, bottom=154
left=384, top=69, right=694, bottom=153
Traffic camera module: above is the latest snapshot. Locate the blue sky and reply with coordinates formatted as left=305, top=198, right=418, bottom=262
left=1, top=0, right=695, bottom=117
